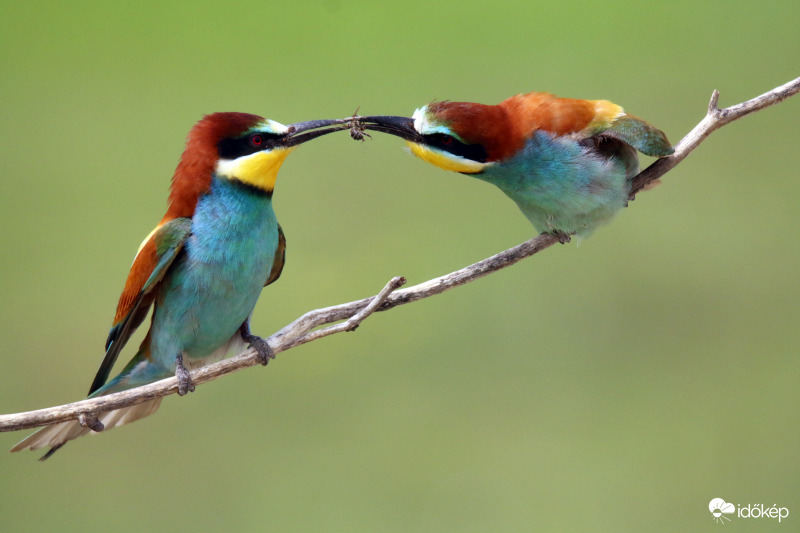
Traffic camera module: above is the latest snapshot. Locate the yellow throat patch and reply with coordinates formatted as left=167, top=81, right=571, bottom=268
left=216, top=147, right=294, bottom=193
left=406, top=142, right=487, bottom=174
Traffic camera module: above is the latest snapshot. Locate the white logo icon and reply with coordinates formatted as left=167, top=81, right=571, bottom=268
left=709, top=498, right=736, bottom=524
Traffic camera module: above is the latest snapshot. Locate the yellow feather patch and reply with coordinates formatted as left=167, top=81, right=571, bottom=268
left=406, top=142, right=487, bottom=174
left=135, top=224, right=161, bottom=259
left=216, top=148, right=294, bottom=192
left=589, top=100, right=624, bottom=129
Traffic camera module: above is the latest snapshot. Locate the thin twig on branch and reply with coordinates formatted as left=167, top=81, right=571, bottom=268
left=2, top=76, right=798, bottom=434
left=629, top=76, right=800, bottom=196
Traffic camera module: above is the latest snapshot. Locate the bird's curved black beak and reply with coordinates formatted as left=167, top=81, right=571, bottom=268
left=352, top=115, right=421, bottom=143
left=284, top=119, right=349, bottom=147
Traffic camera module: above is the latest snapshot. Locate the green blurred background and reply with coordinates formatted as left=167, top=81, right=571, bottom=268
left=1, top=1, right=797, bottom=531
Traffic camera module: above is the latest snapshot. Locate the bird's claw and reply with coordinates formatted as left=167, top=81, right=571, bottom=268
left=245, top=334, right=275, bottom=366
left=551, top=230, right=572, bottom=244
left=240, top=321, right=275, bottom=366
left=79, top=414, right=105, bottom=433
left=175, top=353, right=195, bottom=396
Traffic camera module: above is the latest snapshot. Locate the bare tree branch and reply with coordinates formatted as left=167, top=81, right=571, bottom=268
left=630, top=76, right=800, bottom=196
left=2, top=77, right=798, bottom=434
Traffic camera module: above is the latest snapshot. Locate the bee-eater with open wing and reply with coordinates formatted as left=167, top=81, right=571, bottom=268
left=359, top=93, right=673, bottom=239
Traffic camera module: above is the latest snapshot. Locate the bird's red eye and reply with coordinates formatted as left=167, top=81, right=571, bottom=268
left=249, top=134, right=264, bottom=147
left=442, top=135, right=454, bottom=145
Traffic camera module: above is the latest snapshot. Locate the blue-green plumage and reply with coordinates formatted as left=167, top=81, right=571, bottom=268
left=95, top=177, right=278, bottom=395
left=477, top=131, right=637, bottom=236
left=152, top=177, right=277, bottom=363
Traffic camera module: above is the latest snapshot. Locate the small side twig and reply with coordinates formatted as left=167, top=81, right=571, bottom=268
left=293, top=276, right=406, bottom=344
left=630, top=76, right=800, bottom=197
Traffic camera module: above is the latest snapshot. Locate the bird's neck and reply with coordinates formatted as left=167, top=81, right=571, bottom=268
left=193, top=176, right=277, bottom=235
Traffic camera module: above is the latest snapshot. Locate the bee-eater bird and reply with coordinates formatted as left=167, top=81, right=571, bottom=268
left=11, top=112, right=343, bottom=460
left=357, top=93, right=673, bottom=239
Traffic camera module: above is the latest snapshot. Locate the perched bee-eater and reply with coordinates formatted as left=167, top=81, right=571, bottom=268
left=358, top=93, right=673, bottom=239
left=12, top=112, right=342, bottom=460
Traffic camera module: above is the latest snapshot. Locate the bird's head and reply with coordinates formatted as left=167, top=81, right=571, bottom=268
left=167, top=112, right=343, bottom=218
left=355, top=102, right=507, bottom=175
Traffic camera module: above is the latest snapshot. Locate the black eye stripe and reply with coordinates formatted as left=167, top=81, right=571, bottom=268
left=423, top=133, right=488, bottom=163
left=217, top=132, right=282, bottom=159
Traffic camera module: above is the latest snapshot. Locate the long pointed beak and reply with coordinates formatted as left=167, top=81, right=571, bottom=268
left=356, top=115, right=421, bottom=143
left=284, top=119, right=349, bottom=146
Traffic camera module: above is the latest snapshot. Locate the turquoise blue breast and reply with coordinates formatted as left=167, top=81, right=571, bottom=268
left=477, top=131, right=634, bottom=235
left=149, top=177, right=278, bottom=366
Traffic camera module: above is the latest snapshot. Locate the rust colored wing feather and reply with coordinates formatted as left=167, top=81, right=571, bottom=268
left=89, top=218, right=192, bottom=394
left=112, top=232, right=159, bottom=327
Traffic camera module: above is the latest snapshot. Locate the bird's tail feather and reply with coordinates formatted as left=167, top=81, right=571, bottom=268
left=9, top=351, right=170, bottom=460
left=10, top=398, right=163, bottom=460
